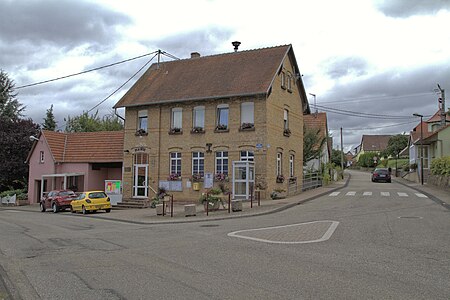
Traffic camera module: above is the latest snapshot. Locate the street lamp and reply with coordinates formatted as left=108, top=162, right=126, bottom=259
left=413, top=113, right=424, bottom=185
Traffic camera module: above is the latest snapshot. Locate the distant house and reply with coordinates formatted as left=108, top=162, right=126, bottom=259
left=355, top=135, right=393, bottom=162
left=26, top=130, right=124, bottom=204
left=303, top=112, right=330, bottom=171
left=113, top=44, right=311, bottom=202
left=408, top=109, right=450, bottom=181
left=345, top=151, right=354, bottom=167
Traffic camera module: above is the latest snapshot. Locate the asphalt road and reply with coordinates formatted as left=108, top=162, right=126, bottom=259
left=0, top=171, right=449, bottom=299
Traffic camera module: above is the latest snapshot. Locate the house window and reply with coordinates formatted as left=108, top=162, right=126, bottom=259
left=171, top=108, right=182, bottom=131
left=39, top=151, right=44, bottom=163
left=276, top=152, right=282, bottom=176
left=138, top=110, right=148, bottom=131
left=240, top=102, right=254, bottom=129
left=216, top=104, right=229, bottom=130
left=240, top=150, right=254, bottom=162
left=192, top=152, right=204, bottom=176
left=284, top=109, right=289, bottom=130
left=289, top=154, right=294, bottom=177
left=281, top=71, right=286, bottom=89
left=193, top=106, right=205, bottom=130
left=215, top=151, right=229, bottom=175
left=170, top=152, right=182, bottom=176
left=287, top=74, right=292, bottom=92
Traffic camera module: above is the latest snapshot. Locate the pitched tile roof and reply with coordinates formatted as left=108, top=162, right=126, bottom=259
left=114, top=45, right=296, bottom=108
left=426, top=109, right=450, bottom=123
left=361, top=135, right=392, bottom=151
left=304, top=112, right=328, bottom=138
left=42, top=130, right=124, bottom=163
left=410, top=121, right=433, bottom=143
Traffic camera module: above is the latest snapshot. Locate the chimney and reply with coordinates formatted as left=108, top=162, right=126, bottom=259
left=190, top=52, right=201, bottom=58
left=232, top=41, right=241, bottom=52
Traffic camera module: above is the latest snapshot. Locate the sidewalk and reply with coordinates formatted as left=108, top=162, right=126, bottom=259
left=0, top=176, right=349, bottom=225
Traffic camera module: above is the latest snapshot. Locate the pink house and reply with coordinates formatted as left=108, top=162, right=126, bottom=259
left=26, top=130, right=124, bottom=204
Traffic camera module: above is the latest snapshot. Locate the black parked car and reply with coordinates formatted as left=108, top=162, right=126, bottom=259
left=371, top=168, right=391, bottom=183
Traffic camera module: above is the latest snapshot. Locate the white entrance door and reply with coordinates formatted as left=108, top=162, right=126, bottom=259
left=232, top=161, right=255, bottom=199
left=133, top=164, right=148, bottom=198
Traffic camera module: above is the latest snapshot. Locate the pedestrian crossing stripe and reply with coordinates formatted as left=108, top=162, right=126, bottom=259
left=328, top=191, right=428, bottom=198
left=415, top=193, right=428, bottom=198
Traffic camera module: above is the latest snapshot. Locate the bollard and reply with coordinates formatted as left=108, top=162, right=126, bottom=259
left=170, top=194, right=174, bottom=218
left=228, top=193, right=231, bottom=213
left=206, top=192, right=209, bottom=216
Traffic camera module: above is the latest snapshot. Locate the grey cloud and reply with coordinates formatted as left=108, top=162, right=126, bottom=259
left=0, top=0, right=132, bottom=47
left=374, top=0, right=450, bottom=17
left=146, top=27, right=235, bottom=58
left=318, top=64, right=450, bottom=150
left=324, top=56, right=369, bottom=79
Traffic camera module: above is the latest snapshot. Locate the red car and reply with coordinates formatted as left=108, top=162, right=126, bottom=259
left=40, top=190, right=77, bottom=213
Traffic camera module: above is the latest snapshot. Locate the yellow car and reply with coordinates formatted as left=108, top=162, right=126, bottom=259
left=71, top=191, right=112, bottom=214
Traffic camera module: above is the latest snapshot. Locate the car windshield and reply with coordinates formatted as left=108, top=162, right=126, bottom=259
left=89, top=192, right=107, bottom=199
left=75, top=193, right=86, bottom=200
left=375, top=169, right=389, bottom=174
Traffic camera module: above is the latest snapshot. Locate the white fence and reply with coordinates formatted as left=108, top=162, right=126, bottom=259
left=1, top=194, right=16, bottom=205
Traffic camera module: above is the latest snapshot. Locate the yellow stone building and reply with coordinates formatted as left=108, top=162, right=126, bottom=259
left=114, top=45, right=310, bottom=203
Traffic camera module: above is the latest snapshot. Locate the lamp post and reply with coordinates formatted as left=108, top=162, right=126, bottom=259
left=413, top=113, right=424, bottom=185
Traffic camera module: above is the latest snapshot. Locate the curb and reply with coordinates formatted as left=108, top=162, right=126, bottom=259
left=393, top=179, right=450, bottom=211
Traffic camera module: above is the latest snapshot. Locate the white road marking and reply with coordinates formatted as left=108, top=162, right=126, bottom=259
left=228, top=221, right=340, bottom=244
left=329, top=192, right=340, bottom=197
left=381, top=192, right=390, bottom=197
left=346, top=191, right=356, bottom=196
left=363, top=192, right=372, bottom=196
left=397, top=192, right=408, bottom=197
left=415, top=193, right=428, bottom=198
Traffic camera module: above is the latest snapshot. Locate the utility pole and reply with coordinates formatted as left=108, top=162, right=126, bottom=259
left=309, top=93, right=317, bottom=116
left=437, top=84, right=446, bottom=127
left=340, top=127, right=344, bottom=179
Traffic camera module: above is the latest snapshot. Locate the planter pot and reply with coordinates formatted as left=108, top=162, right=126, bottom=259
left=203, top=201, right=220, bottom=211
left=156, top=204, right=164, bottom=215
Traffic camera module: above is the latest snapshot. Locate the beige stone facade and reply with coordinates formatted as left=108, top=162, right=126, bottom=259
left=117, top=45, right=310, bottom=202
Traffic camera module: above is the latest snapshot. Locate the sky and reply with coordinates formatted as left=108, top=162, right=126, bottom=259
left=1, top=0, right=450, bottom=152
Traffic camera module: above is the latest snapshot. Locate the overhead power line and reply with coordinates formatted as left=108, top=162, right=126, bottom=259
left=318, top=91, right=436, bottom=105
left=329, top=120, right=417, bottom=131
left=315, top=104, right=418, bottom=120
left=16, top=51, right=162, bottom=89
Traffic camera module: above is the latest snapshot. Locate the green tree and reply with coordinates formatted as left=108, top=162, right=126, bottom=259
left=0, top=117, right=40, bottom=192
left=0, top=69, right=25, bottom=121
left=385, top=134, right=408, bottom=158
left=42, top=104, right=57, bottom=131
left=65, top=110, right=123, bottom=132
left=303, top=127, right=327, bottom=165
left=331, top=149, right=346, bottom=167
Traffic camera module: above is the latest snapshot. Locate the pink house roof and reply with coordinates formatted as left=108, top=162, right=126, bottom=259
left=39, top=130, right=124, bottom=163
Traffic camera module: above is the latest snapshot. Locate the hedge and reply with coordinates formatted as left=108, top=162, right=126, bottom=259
left=430, top=156, right=450, bottom=176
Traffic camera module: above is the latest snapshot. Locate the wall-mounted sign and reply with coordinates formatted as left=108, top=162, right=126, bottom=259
left=256, top=143, right=263, bottom=149
left=204, top=173, right=213, bottom=189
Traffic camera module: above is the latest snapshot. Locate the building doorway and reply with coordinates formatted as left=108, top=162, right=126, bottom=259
left=232, top=161, right=255, bottom=199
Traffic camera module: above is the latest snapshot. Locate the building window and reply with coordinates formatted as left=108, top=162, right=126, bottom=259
left=240, top=102, right=254, bottom=130
left=215, top=151, right=229, bottom=175
left=289, top=154, right=294, bottom=177
left=171, top=108, right=182, bottom=133
left=138, top=110, right=148, bottom=132
left=281, top=71, right=286, bottom=89
left=240, top=150, right=254, bottom=162
left=170, top=152, right=182, bottom=178
left=39, top=151, right=44, bottom=163
left=287, top=74, right=292, bottom=92
left=192, top=152, right=204, bottom=177
left=276, top=152, right=282, bottom=176
left=192, top=106, right=205, bottom=132
left=283, top=109, right=291, bottom=136
left=216, top=104, right=229, bottom=131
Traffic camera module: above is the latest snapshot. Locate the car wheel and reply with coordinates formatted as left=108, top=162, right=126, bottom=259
left=387, top=180, right=391, bottom=183
left=40, top=202, right=46, bottom=212
left=105, top=208, right=111, bottom=213
left=70, top=207, right=76, bottom=213
left=52, top=203, right=58, bottom=213
left=82, top=206, right=88, bottom=215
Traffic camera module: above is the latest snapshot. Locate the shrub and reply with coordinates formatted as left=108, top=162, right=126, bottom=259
left=0, top=188, right=27, bottom=199
left=431, top=156, right=450, bottom=176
